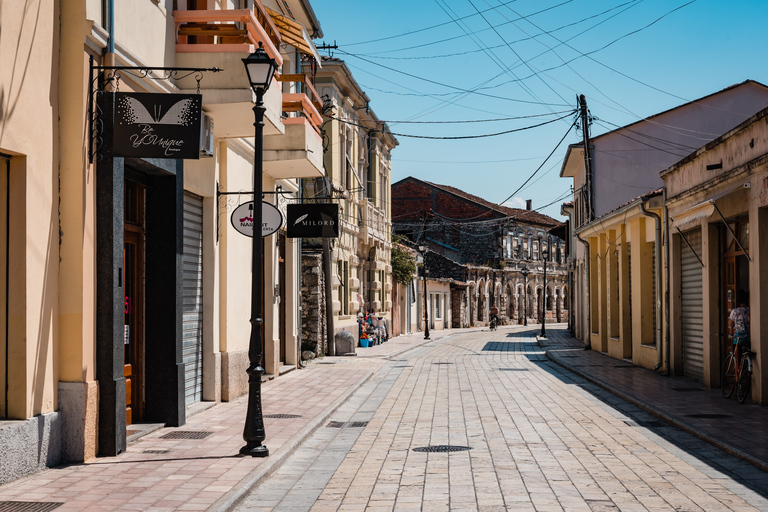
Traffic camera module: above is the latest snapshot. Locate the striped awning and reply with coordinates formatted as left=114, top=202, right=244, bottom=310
left=267, top=8, right=322, bottom=66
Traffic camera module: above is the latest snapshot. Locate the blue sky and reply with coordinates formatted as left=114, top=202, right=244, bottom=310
left=311, top=0, right=768, bottom=220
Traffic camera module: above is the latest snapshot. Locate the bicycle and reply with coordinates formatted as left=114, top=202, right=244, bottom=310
left=489, top=316, right=498, bottom=331
left=721, top=335, right=753, bottom=403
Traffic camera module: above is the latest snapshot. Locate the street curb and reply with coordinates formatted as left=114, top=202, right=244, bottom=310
left=540, top=340, right=768, bottom=474
left=208, top=369, right=376, bottom=512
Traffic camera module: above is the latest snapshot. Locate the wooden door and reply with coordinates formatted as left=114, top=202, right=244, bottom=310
left=124, top=228, right=143, bottom=425
left=278, top=233, right=286, bottom=364
left=124, top=179, right=144, bottom=425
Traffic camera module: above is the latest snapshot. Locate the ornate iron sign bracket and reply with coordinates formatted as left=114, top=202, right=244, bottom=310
left=88, top=55, right=221, bottom=163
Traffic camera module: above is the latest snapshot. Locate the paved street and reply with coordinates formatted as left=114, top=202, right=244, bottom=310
left=235, top=327, right=768, bottom=512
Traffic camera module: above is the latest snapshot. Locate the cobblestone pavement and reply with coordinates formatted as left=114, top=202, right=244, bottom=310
left=235, top=327, right=768, bottom=512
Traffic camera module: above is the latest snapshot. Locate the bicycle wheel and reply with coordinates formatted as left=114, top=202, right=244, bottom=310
left=737, top=358, right=751, bottom=403
left=721, top=353, right=737, bottom=398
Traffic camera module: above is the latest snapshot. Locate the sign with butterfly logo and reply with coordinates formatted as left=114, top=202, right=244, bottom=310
left=114, top=93, right=203, bottom=159
left=286, top=203, right=339, bottom=238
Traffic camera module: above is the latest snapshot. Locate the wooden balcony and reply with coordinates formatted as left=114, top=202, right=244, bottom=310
left=173, top=5, right=282, bottom=67
left=277, top=74, right=323, bottom=135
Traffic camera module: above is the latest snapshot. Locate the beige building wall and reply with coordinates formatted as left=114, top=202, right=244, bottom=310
left=0, top=0, right=59, bottom=421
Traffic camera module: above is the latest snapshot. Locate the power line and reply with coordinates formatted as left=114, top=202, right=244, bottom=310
left=336, top=49, right=572, bottom=107
left=326, top=111, right=576, bottom=139
left=343, top=0, right=567, bottom=47
left=498, top=116, right=578, bottom=205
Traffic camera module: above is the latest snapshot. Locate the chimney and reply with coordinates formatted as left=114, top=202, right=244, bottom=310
left=526, top=199, right=532, bottom=211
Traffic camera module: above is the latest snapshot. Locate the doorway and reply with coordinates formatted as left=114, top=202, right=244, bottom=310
left=721, top=218, right=750, bottom=367
left=124, top=180, right=144, bottom=425
left=279, top=233, right=286, bottom=364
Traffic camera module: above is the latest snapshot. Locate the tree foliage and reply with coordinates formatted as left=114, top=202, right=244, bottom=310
left=391, top=238, right=416, bottom=285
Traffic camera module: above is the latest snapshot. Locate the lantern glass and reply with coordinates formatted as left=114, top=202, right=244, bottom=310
left=242, top=45, right=277, bottom=93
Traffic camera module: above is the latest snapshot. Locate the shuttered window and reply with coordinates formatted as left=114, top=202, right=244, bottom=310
left=182, top=193, right=204, bottom=407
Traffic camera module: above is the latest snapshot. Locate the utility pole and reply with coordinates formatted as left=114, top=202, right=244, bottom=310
left=579, top=94, right=593, bottom=222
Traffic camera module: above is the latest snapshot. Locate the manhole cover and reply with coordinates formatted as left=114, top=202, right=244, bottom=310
left=142, top=449, right=170, bottom=454
left=685, top=413, right=733, bottom=419
left=264, top=414, right=302, bottom=419
left=412, top=445, right=471, bottom=453
left=159, top=431, right=212, bottom=440
left=327, top=421, right=369, bottom=429
left=0, top=503, right=62, bottom=512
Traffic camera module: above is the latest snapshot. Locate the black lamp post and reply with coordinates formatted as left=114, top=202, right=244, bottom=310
left=521, top=266, right=529, bottom=326
left=541, top=246, right=549, bottom=338
left=239, top=43, right=277, bottom=458
left=417, top=244, right=430, bottom=340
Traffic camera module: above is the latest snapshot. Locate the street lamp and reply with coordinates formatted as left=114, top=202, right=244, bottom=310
left=541, top=246, right=549, bottom=338
left=239, top=43, right=277, bottom=458
left=417, top=243, right=430, bottom=340
left=521, top=265, right=529, bottom=326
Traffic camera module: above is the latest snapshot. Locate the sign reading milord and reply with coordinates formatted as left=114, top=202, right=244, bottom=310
left=114, top=93, right=202, bottom=159
left=286, top=203, right=339, bottom=238
left=231, top=201, right=283, bottom=238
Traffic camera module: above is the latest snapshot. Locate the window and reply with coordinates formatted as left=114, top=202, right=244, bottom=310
left=433, top=293, right=442, bottom=319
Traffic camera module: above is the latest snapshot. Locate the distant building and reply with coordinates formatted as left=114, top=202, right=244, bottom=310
left=392, top=177, right=568, bottom=328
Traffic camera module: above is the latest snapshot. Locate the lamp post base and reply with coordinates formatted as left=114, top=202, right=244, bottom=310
left=239, top=443, right=269, bottom=457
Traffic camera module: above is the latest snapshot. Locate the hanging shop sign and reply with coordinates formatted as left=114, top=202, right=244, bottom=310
left=286, top=203, right=339, bottom=238
left=231, top=201, right=283, bottom=238
left=113, top=92, right=202, bottom=159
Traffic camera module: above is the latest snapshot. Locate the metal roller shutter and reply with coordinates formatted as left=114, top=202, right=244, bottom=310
left=183, top=192, right=204, bottom=407
left=680, top=229, right=704, bottom=381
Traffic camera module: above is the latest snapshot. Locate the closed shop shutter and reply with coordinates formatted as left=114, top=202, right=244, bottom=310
left=680, top=229, right=704, bottom=381
left=183, top=192, right=204, bottom=407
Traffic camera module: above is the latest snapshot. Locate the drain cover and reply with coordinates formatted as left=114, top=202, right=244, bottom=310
left=686, top=413, right=733, bottom=419
left=432, top=362, right=453, bottom=365
left=143, top=449, right=171, bottom=454
left=0, top=503, right=62, bottom=512
left=498, top=368, right=529, bottom=372
left=159, top=431, right=212, bottom=440
left=264, top=414, right=302, bottom=419
left=327, top=421, right=369, bottom=429
left=412, top=445, right=471, bottom=453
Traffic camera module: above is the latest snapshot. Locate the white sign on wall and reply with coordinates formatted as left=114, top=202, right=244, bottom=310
left=231, top=201, right=283, bottom=238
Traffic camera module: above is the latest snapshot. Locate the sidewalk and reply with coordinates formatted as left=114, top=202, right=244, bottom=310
left=0, top=328, right=447, bottom=511
left=540, top=325, right=768, bottom=473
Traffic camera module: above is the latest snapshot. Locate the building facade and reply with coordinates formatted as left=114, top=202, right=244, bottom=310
left=662, top=105, right=768, bottom=401
left=299, top=57, right=398, bottom=353
left=0, top=0, right=334, bottom=483
left=561, top=82, right=768, bottom=368
left=392, top=177, right=568, bottom=328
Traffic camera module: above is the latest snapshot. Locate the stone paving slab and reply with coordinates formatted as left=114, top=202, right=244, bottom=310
left=0, top=326, right=452, bottom=511
left=239, top=326, right=768, bottom=511
left=540, top=326, right=768, bottom=473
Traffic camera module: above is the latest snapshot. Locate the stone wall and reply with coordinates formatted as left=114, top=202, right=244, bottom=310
left=301, top=252, right=327, bottom=358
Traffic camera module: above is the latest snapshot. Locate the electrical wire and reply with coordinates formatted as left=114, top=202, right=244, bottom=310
left=325, top=111, right=575, bottom=140
left=498, top=116, right=578, bottom=205
left=342, top=0, right=525, bottom=47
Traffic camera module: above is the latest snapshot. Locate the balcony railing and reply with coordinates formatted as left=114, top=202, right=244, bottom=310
left=277, top=73, right=322, bottom=135
left=174, top=5, right=283, bottom=66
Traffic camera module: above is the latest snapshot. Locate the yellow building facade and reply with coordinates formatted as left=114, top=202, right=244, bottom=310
left=0, top=0, right=334, bottom=483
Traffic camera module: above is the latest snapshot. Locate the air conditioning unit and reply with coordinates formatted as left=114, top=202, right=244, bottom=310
left=200, top=113, right=214, bottom=157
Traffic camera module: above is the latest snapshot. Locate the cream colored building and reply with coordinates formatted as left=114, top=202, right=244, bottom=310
left=301, top=57, right=398, bottom=348
left=0, top=0, right=330, bottom=483
left=662, top=105, right=768, bottom=402
left=560, top=82, right=768, bottom=372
